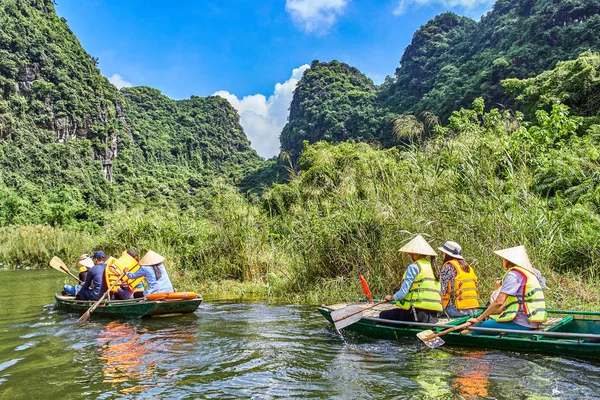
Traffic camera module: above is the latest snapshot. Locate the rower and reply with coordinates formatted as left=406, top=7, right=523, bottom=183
left=468, top=245, right=548, bottom=335
left=76, top=251, right=108, bottom=301
left=381, top=235, right=442, bottom=323
left=124, top=250, right=174, bottom=295
left=438, top=241, right=480, bottom=318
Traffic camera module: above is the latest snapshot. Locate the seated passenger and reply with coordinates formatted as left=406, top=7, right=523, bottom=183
left=468, top=245, right=547, bottom=335
left=62, top=254, right=94, bottom=296
left=76, top=251, right=108, bottom=301
left=439, top=241, right=480, bottom=318
left=381, top=235, right=442, bottom=323
left=124, top=250, right=174, bottom=295
left=112, top=249, right=146, bottom=300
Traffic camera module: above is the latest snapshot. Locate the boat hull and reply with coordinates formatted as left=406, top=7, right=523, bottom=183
left=319, top=305, right=600, bottom=360
left=55, top=294, right=202, bottom=319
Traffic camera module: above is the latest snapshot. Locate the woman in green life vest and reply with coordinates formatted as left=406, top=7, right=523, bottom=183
left=468, top=245, right=548, bottom=335
left=381, top=235, right=443, bottom=323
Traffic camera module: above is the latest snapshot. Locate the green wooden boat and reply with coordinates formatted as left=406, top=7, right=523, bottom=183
left=55, top=294, right=203, bottom=319
left=319, top=302, right=600, bottom=360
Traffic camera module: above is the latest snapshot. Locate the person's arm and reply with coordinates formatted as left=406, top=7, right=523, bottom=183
left=384, top=263, right=419, bottom=302
left=468, top=272, right=518, bottom=325
left=468, top=292, right=508, bottom=325
left=439, top=264, right=456, bottom=297
left=125, top=267, right=147, bottom=280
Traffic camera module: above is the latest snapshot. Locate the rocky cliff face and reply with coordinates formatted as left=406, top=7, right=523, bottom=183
left=0, top=0, right=124, bottom=180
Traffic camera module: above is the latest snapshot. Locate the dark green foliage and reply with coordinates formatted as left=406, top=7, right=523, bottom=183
left=280, top=60, right=398, bottom=161
left=0, top=1, right=262, bottom=226
left=117, top=87, right=261, bottom=209
left=504, top=51, right=600, bottom=117
left=381, top=13, right=476, bottom=118
left=383, top=0, right=600, bottom=120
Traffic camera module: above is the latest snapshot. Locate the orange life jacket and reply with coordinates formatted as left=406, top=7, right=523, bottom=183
left=441, top=259, right=480, bottom=310
left=104, top=252, right=145, bottom=292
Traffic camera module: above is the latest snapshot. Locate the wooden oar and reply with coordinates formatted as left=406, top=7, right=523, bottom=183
left=417, top=322, right=473, bottom=348
left=78, top=271, right=126, bottom=323
left=49, top=256, right=80, bottom=282
left=331, top=300, right=389, bottom=331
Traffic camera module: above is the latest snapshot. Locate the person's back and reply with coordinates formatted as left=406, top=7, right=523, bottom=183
left=143, top=263, right=174, bottom=294
left=125, top=250, right=174, bottom=295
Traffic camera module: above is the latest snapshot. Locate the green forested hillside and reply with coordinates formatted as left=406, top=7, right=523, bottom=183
left=0, top=0, right=261, bottom=227
left=384, top=0, right=600, bottom=119
left=281, top=0, right=600, bottom=157
left=279, top=60, right=396, bottom=162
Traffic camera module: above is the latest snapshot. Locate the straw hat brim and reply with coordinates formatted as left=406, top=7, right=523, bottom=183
left=438, top=247, right=464, bottom=260
left=398, top=235, right=437, bottom=257
left=139, top=250, right=165, bottom=266
left=493, top=245, right=534, bottom=273
left=78, top=257, right=94, bottom=269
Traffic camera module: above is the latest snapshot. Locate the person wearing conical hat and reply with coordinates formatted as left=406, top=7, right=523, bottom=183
left=62, top=254, right=95, bottom=296
left=439, top=241, right=480, bottom=318
left=380, top=235, right=443, bottom=323
left=468, top=245, right=548, bottom=335
left=124, top=250, right=174, bottom=295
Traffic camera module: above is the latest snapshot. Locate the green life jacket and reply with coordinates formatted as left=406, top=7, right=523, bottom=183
left=490, top=266, right=547, bottom=323
left=396, top=258, right=443, bottom=312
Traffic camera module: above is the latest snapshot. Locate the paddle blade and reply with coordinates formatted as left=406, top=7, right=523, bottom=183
left=417, top=329, right=445, bottom=349
left=78, top=310, right=91, bottom=323
left=334, top=311, right=364, bottom=331
left=49, top=256, right=67, bottom=272
left=360, top=274, right=373, bottom=302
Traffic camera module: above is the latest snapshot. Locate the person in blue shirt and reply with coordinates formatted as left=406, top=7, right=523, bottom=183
left=380, top=235, right=442, bottom=323
left=124, top=250, right=174, bottom=295
left=76, top=251, right=108, bottom=301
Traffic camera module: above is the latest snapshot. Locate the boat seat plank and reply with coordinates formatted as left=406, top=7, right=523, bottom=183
left=541, top=316, right=574, bottom=332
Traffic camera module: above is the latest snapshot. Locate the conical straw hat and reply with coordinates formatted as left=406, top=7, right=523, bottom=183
left=398, top=234, right=437, bottom=256
left=139, top=250, right=165, bottom=266
left=78, top=255, right=94, bottom=269
left=493, top=245, right=533, bottom=272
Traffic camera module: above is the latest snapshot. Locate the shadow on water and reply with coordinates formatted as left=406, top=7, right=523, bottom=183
left=1, top=270, right=600, bottom=399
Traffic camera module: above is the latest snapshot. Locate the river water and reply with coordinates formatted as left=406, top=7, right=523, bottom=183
left=1, top=270, right=599, bottom=399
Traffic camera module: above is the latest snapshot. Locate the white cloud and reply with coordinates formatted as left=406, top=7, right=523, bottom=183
left=213, top=65, right=310, bottom=158
left=393, top=0, right=493, bottom=16
left=107, top=73, right=133, bottom=89
left=286, top=0, right=349, bottom=33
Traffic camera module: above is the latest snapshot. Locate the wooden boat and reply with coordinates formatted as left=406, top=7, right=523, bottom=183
left=319, top=302, right=600, bottom=360
left=55, top=294, right=203, bottom=319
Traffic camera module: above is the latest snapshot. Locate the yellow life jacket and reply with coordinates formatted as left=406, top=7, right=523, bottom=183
left=104, top=252, right=145, bottom=292
left=441, top=259, right=480, bottom=310
left=490, top=266, right=547, bottom=323
left=396, top=258, right=443, bottom=312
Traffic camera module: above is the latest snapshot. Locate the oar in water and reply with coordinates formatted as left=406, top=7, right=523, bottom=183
left=416, top=322, right=472, bottom=349
left=78, top=271, right=126, bottom=323
left=49, top=256, right=80, bottom=282
left=331, top=300, right=389, bottom=331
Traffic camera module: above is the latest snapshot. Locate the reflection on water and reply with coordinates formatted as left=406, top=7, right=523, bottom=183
left=1, top=270, right=600, bottom=399
left=452, top=352, right=490, bottom=400
left=96, top=320, right=198, bottom=396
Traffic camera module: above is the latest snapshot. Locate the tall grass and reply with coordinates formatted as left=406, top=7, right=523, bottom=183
left=0, top=225, right=96, bottom=268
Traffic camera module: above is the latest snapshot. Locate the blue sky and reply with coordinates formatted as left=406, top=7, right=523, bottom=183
left=55, top=0, right=493, bottom=157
